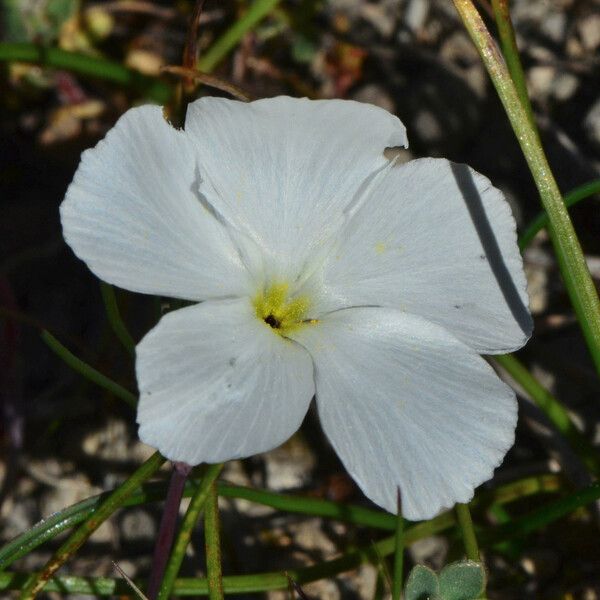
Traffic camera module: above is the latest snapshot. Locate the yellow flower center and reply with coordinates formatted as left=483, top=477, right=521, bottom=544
left=254, top=282, right=313, bottom=335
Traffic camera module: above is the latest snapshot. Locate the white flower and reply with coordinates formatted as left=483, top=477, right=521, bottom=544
left=60, top=96, right=531, bottom=521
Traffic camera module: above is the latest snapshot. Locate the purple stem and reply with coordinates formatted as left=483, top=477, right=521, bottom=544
left=147, top=461, right=192, bottom=600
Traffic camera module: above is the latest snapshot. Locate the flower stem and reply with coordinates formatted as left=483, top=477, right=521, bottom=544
left=197, top=0, right=281, bottom=74
left=490, top=0, right=537, bottom=131
left=452, top=0, right=600, bottom=375
left=41, top=330, right=136, bottom=408
left=0, top=474, right=562, bottom=571
left=18, top=451, right=165, bottom=600
left=204, top=482, right=224, bottom=600
left=455, top=503, right=480, bottom=561
left=8, top=476, right=593, bottom=597
left=6, top=481, right=600, bottom=597
left=147, top=463, right=192, bottom=600
left=100, top=283, right=136, bottom=357
left=494, top=353, right=600, bottom=475
left=157, top=464, right=224, bottom=600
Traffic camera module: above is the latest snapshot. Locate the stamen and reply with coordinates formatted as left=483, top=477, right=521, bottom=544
left=253, top=282, right=312, bottom=335
left=264, top=314, right=281, bottom=329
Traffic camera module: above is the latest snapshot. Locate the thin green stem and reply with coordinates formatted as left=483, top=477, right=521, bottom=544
left=490, top=0, right=537, bottom=131
left=4, top=480, right=599, bottom=596
left=391, top=490, right=404, bottom=600
left=158, top=464, right=224, bottom=600
left=519, top=179, right=600, bottom=251
left=100, top=283, right=135, bottom=356
left=480, top=473, right=560, bottom=506
left=204, top=482, right=224, bottom=600
left=483, top=481, right=600, bottom=543
left=0, top=475, right=562, bottom=570
left=18, top=452, right=165, bottom=600
left=198, top=0, right=281, bottom=73
left=218, top=482, right=398, bottom=530
left=41, top=330, right=137, bottom=408
left=494, top=353, right=600, bottom=474
left=453, top=0, right=600, bottom=374
left=455, top=503, right=480, bottom=561
left=0, top=43, right=172, bottom=102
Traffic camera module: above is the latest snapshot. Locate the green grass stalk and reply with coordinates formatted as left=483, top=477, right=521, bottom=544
left=18, top=452, right=165, bottom=599
left=494, top=353, right=600, bottom=475
left=41, top=330, right=136, bottom=408
left=0, top=43, right=171, bottom=102
left=204, top=482, right=224, bottom=600
left=198, top=0, right=281, bottom=74
left=455, top=503, right=481, bottom=561
left=452, top=0, right=600, bottom=374
left=100, top=283, right=136, bottom=356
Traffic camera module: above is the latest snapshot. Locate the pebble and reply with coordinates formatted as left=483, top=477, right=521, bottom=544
left=264, top=434, right=316, bottom=491
left=408, top=535, right=449, bottom=571
left=120, top=508, right=156, bottom=542
left=403, top=0, right=429, bottom=33
left=578, top=14, right=600, bottom=51
left=540, top=11, right=567, bottom=44
left=528, top=65, right=556, bottom=98
left=551, top=71, right=579, bottom=101
left=353, top=83, right=396, bottom=113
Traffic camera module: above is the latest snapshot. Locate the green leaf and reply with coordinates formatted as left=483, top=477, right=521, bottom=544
left=404, top=565, right=439, bottom=600
left=438, top=560, right=485, bottom=600
left=2, top=0, right=78, bottom=43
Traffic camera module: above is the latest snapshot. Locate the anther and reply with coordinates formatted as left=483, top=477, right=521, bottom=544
left=264, top=314, right=281, bottom=329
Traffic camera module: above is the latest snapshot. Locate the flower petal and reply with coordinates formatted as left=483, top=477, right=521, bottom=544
left=185, top=96, right=407, bottom=282
left=136, top=298, right=315, bottom=464
left=289, top=307, right=517, bottom=521
left=61, top=105, right=251, bottom=300
left=306, top=159, right=532, bottom=354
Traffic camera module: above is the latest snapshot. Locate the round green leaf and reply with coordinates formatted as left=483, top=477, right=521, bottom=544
left=404, top=564, right=440, bottom=600
left=438, top=560, right=485, bottom=600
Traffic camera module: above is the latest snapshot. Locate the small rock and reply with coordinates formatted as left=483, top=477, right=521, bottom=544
left=540, top=12, right=567, bottom=44
left=527, top=65, right=556, bottom=98
left=352, top=84, right=396, bottom=113
left=82, top=418, right=130, bottom=461
left=524, top=262, right=549, bottom=315
left=40, top=475, right=96, bottom=517
left=566, top=34, right=585, bottom=58
left=264, top=434, right=316, bottom=491
left=408, top=535, right=448, bottom=570
left=578, top=14, right=600, bottom=52
left=294, top=518, right=337, bottom=554
left=520, top=548, right=560, bottom=582
left=89, top=520, right=116, bottom=545
left=303, top=578, right=341, bottom=600
left=551, top=71, right=579, bottom=101
left=2, top=497, right=37, bottom=539
left=412, top=109, right=443, bottom=144
left=403, top=0, right=429, bottom=33
left=354, top=564, right=378, bottom=599
left=120, top=508, right=156, bottom=542
left=528, top=44, right=556, bottom=62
